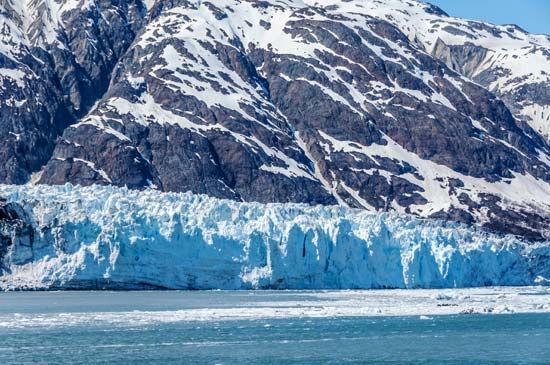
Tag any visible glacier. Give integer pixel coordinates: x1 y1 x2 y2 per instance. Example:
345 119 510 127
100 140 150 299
0 184 549 290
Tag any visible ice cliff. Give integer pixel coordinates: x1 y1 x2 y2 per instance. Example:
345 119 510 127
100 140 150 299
0 184 549 290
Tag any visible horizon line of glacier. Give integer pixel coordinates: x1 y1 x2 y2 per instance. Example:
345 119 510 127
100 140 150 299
0 183 549 290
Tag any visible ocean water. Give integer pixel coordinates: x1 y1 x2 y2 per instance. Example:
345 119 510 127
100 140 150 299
0 290 549 364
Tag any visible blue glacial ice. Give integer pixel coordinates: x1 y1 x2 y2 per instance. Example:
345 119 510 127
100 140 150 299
0 184 549 290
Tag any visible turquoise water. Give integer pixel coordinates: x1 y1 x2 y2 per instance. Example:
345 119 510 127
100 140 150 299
0 291 549 364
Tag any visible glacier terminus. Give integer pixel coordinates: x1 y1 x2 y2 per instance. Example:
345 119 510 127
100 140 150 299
1 184 549 290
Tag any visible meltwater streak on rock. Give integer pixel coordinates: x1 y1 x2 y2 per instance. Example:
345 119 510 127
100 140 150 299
0 184 549 291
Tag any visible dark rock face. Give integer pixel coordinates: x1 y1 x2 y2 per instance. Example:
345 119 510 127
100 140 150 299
0 199 33 271
1 0 550 240
0 49 72 184
0 0 146 183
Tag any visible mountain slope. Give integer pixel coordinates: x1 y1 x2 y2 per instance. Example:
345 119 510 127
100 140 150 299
362 0 550 140
1 0 550 240
0 0 146 183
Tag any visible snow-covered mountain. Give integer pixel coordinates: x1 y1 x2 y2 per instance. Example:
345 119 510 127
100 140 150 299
0 0 146 183
1 0 550 240
1 184 549 290
361 0 550 141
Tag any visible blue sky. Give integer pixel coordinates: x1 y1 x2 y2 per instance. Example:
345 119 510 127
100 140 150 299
427 0 550 35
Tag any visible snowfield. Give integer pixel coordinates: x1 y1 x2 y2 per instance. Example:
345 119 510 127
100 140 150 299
0 184 549 290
